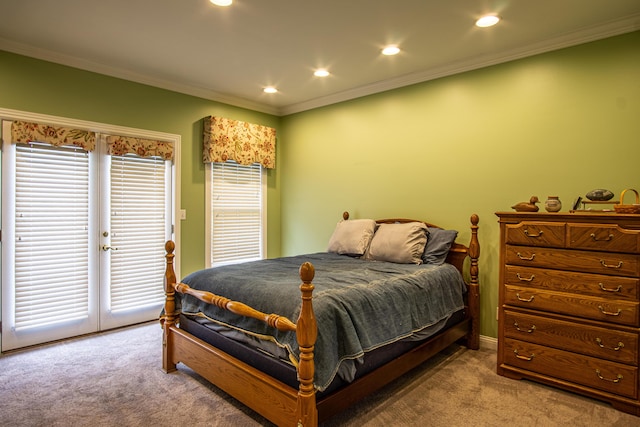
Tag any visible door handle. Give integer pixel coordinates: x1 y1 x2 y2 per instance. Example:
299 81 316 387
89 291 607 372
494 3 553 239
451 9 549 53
102 245 118 251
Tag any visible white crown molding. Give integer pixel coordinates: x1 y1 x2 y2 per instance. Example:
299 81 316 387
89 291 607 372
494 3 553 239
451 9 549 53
280 13 640 116
0 38 281 116
1 13 639 117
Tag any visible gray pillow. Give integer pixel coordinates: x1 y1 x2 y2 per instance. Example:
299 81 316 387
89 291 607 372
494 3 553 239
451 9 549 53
365 222 428 264
327 219 377 256
422 228 458 265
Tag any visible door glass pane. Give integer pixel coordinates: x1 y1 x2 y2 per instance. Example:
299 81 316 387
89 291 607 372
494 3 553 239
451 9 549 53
109 154 167 312
14 142 90 330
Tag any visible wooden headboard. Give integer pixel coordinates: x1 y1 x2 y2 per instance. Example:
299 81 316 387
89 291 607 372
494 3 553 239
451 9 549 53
342 211 480 278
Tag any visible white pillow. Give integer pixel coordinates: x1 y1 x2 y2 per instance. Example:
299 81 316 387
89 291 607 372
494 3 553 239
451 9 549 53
365 222 428 264
327 219 377 256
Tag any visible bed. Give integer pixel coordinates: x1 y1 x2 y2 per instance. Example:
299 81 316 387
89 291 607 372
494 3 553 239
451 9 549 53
161 212 480 426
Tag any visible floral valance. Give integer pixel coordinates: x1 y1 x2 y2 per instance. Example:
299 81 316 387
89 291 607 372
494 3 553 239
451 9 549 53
203 116 276 169
106 135 174 160
11 120 96 151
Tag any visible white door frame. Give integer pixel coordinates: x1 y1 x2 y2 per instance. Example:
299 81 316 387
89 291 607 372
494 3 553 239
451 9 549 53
0 108 181 351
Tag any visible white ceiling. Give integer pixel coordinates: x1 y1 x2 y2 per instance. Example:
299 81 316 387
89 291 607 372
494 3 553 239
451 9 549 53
1 1 639 116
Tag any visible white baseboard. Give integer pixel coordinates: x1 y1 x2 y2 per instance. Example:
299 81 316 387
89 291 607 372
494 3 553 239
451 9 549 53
479 335 497 351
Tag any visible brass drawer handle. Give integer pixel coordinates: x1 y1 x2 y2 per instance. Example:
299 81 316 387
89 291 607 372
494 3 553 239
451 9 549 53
516 273 535 282
516 293 535 302
595 369 623 383
524 229 544 237
516 252 536 261
598 283 622 293
595 338 624 351
598 306 622 316
590 232 614 242
600 260 623 269
514 321 536 333
513 349 534 361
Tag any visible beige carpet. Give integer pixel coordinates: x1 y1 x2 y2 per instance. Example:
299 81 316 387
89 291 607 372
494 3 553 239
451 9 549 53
1 322 639 426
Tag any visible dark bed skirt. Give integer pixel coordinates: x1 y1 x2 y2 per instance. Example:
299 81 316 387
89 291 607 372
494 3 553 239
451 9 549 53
179 309 465 397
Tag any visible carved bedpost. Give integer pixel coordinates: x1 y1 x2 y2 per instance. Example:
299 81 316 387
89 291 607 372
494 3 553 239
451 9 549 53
162 240 178 373
296 262 318 427
467 214 480 350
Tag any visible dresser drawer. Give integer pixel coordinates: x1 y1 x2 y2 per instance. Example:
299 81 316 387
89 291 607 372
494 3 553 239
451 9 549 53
503 310 639 364
505 245 640 277
504 265 640 300
569 223 640 253
503 338 638 399
504 285 640 326
505 221 565 247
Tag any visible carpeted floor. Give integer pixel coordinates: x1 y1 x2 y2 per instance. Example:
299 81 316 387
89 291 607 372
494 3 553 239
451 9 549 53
1 322 639 426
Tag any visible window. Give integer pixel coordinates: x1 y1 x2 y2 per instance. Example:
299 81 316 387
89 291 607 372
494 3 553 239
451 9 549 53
206 160 266 267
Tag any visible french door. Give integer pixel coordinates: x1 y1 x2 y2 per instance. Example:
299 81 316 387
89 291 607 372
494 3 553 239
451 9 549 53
98 142 173 330
1 118 177 351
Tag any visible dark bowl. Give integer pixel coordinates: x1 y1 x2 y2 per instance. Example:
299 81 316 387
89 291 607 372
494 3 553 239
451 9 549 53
586 189 614 201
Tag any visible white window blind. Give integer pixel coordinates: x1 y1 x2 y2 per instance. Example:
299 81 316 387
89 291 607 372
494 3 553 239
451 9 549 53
109 154 168 312
210 160 263 266
14 142 90 330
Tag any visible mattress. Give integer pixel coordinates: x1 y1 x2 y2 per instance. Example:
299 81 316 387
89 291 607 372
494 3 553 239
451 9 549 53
177 252 468 391
179 308 466 396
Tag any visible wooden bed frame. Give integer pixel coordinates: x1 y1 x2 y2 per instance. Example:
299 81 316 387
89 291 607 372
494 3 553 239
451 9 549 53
161 213 480 426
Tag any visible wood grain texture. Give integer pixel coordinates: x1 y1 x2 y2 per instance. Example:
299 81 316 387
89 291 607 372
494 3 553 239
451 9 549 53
503 338 638 399
504 265 639 299
505 245 640 277
162 213 481 426
497 212 640 417
503 309 639 364
504 284 639 326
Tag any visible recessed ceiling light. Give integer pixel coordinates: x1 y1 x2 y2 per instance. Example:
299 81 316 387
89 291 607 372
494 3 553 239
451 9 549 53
263 86 278 94
382 45 400 56
475 15 500 27
210 0 232 6
314 69 330 77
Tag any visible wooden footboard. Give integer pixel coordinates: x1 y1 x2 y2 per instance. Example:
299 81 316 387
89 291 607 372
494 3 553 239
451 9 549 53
161 214 480 426
161 240 317 426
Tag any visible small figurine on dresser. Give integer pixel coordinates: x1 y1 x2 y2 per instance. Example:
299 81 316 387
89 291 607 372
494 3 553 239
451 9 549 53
511 196 539 212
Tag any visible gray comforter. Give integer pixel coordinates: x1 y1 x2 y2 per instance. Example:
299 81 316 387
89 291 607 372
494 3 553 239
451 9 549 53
178 252 467 391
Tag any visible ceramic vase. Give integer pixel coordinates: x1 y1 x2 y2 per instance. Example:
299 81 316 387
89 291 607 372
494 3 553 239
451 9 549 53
545 196 562 212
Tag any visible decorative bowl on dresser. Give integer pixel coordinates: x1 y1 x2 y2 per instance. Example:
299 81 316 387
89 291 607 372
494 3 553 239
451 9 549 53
496 212 640 416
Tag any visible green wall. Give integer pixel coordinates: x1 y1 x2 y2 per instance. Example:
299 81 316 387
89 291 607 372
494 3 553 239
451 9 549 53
280 31 640 339
1 31 638 340
0 50 282 277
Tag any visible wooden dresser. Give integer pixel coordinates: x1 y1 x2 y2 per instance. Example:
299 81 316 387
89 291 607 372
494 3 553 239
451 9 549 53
496 212 640 416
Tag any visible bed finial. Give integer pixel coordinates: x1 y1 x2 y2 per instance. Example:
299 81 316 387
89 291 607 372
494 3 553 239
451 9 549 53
467 214 480 350
468 214 480 265
343 211 349 220
297 261 317 426
299 261 315 283
162 239 178 373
